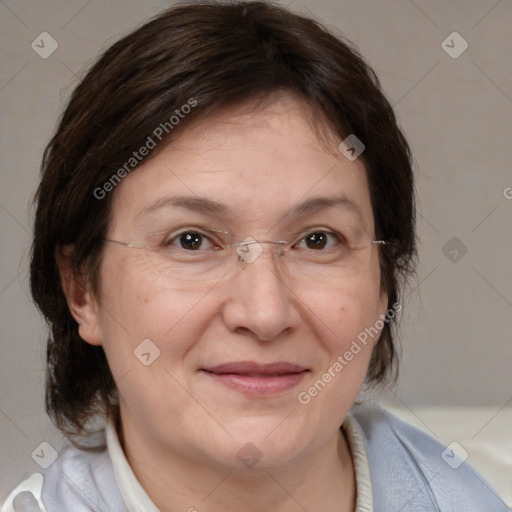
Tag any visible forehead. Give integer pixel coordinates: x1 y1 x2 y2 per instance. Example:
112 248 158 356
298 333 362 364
109 94 374 234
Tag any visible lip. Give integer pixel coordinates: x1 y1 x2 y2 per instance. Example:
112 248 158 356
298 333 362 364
200 361 309 396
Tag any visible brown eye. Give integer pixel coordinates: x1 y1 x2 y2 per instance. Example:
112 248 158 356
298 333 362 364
163 231 215 251
297 231 340 250
305 232 328 249
179 232 203 250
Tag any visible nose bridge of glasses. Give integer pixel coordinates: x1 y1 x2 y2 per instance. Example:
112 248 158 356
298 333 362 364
230 237 289 266
233 239 288 248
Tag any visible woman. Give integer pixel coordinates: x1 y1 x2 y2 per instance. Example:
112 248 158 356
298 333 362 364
2 1 507 511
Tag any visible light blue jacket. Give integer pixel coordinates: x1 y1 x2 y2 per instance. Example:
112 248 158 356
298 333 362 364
2 405 509 511
351 406 509 511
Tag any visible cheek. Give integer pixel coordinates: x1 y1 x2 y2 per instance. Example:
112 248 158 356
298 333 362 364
301 273 383 351
294 279 382 427
96 256 212 380
97 273 215 425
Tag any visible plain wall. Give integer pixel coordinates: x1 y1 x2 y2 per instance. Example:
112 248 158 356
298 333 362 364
1 0 511 499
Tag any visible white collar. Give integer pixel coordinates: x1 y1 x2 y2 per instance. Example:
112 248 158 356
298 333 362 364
105 417 160 512
343 412 374 512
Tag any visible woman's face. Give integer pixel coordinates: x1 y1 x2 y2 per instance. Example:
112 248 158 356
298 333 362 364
78 94 387 470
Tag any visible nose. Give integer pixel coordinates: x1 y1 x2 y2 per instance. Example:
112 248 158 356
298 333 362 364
220 244 298 341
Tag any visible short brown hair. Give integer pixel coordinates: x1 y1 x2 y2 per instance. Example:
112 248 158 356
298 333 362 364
30 0 416 439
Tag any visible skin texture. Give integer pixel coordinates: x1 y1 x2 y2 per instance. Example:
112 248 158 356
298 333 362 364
61 93 388 512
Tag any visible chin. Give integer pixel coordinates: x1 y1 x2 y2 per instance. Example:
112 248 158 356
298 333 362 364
217 420 310 469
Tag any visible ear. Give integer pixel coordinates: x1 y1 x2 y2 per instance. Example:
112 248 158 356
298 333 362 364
57 245 103 346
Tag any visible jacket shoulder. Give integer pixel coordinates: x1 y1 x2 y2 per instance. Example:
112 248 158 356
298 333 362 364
349 404 509 511
2 444 126 512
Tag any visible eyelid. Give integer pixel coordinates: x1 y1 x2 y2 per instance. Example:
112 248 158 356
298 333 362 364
148 226 231 237
289 227 346 245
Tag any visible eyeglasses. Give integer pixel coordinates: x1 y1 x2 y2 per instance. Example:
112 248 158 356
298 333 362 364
104 227 387 283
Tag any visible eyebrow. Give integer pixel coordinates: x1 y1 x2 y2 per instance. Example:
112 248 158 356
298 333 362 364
138 193 363 221
287 195 363 219
141 195 228 217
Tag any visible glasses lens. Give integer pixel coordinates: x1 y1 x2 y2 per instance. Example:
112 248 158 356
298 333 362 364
282 241 378 280
141 227 381 283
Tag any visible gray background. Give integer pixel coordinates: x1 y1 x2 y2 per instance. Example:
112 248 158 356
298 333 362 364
1 0 511 499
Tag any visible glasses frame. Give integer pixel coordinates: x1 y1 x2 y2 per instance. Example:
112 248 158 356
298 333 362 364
102 227 388 279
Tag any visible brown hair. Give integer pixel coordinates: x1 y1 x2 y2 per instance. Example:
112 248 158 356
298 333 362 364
30 0 416 439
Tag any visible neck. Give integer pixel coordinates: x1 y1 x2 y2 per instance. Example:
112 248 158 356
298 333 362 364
119 420 356 512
